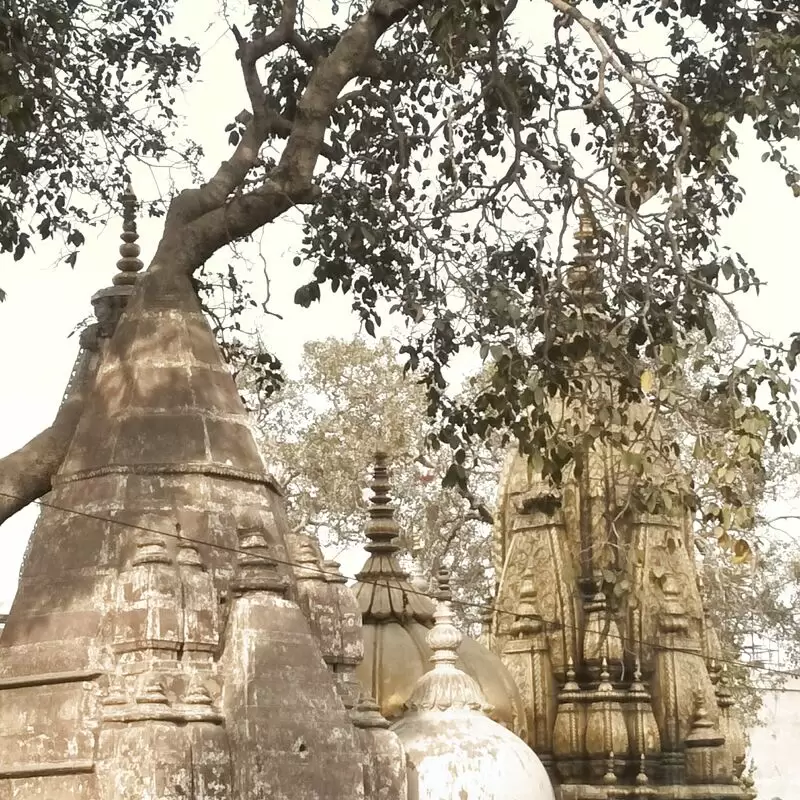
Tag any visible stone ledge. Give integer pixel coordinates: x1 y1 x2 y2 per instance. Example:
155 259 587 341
0 760 94 779
558 784 752 799
0 669 102 690
53 462 278 490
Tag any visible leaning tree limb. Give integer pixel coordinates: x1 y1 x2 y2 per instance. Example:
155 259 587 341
152 0 429 274
0 382 88 526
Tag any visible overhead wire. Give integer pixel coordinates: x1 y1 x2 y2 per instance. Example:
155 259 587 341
2 488 800 686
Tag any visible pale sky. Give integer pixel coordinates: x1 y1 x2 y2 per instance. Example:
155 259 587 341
1 5 800 796
1 3 798 611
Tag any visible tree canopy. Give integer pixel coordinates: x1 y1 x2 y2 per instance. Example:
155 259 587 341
0 0 199 273
1 0 800 549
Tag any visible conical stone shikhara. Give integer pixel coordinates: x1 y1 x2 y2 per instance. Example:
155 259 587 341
0 189 368 799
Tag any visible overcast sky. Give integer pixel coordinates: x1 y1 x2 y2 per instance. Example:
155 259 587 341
1 1 799 615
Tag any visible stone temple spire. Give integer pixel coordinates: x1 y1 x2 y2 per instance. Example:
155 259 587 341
565 198 605 311
489 193 752 797
56 182 146 412
113 180 145 285
354 450 433 624
353 451 526 729
0 186 366 797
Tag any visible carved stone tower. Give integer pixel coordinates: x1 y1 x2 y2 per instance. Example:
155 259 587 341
488 207 754 800
0 189 366 798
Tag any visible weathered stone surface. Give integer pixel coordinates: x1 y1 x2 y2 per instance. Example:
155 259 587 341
0 270 367 798
220 523 364 799
352 695 408 800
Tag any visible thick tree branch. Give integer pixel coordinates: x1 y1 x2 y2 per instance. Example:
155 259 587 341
276 0 422 185
289 31 322 65
182 0 427 262
0 362 96 526
166 1 302 227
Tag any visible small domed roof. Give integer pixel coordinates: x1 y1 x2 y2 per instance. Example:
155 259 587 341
353 452 526 732
391 600 555 800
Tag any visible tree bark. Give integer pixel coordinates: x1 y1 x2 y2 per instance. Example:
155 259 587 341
0 350 97 527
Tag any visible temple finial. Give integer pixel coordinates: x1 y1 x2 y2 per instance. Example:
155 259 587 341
89 179 144 331
635 753 649 786
574 196 599 258
567 196 604 301
435 566 452 601
113 179 144 286
402 596 491 714
428 599 462 668
364 450 400 555
602 752 617 785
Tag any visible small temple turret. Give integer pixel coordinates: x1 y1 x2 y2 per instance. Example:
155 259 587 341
391 595 555 800
90 180 145 336
502 567 558 775
353 450 526 730
219 516 364 797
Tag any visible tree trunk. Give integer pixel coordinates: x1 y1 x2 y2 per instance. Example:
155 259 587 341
0 348 98 527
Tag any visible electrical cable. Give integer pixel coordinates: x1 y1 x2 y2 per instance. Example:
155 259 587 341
2 488 800 685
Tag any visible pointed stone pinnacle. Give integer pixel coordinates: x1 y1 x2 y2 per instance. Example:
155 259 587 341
233 513 288 595
603 752 617 785
428 600 462 668
636 753 649 786
405 597 490 714
135 671 169 705
574 200 599 257
102 674 129 707
351 692 390 730
435 566 452 601
323 558 347 584
629 658 649 699
184 674 214 706
511 568 544 638
567 197 604 302
295 540 325 581
364 451 400 555
564 657 580 689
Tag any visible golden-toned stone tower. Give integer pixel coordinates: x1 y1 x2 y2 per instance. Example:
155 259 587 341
489 209 752 799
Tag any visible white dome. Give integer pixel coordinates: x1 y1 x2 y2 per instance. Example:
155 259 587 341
393 708 555 800
391 601 555 800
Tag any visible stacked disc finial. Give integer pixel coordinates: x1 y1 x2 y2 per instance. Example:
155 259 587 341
113 180 144 285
